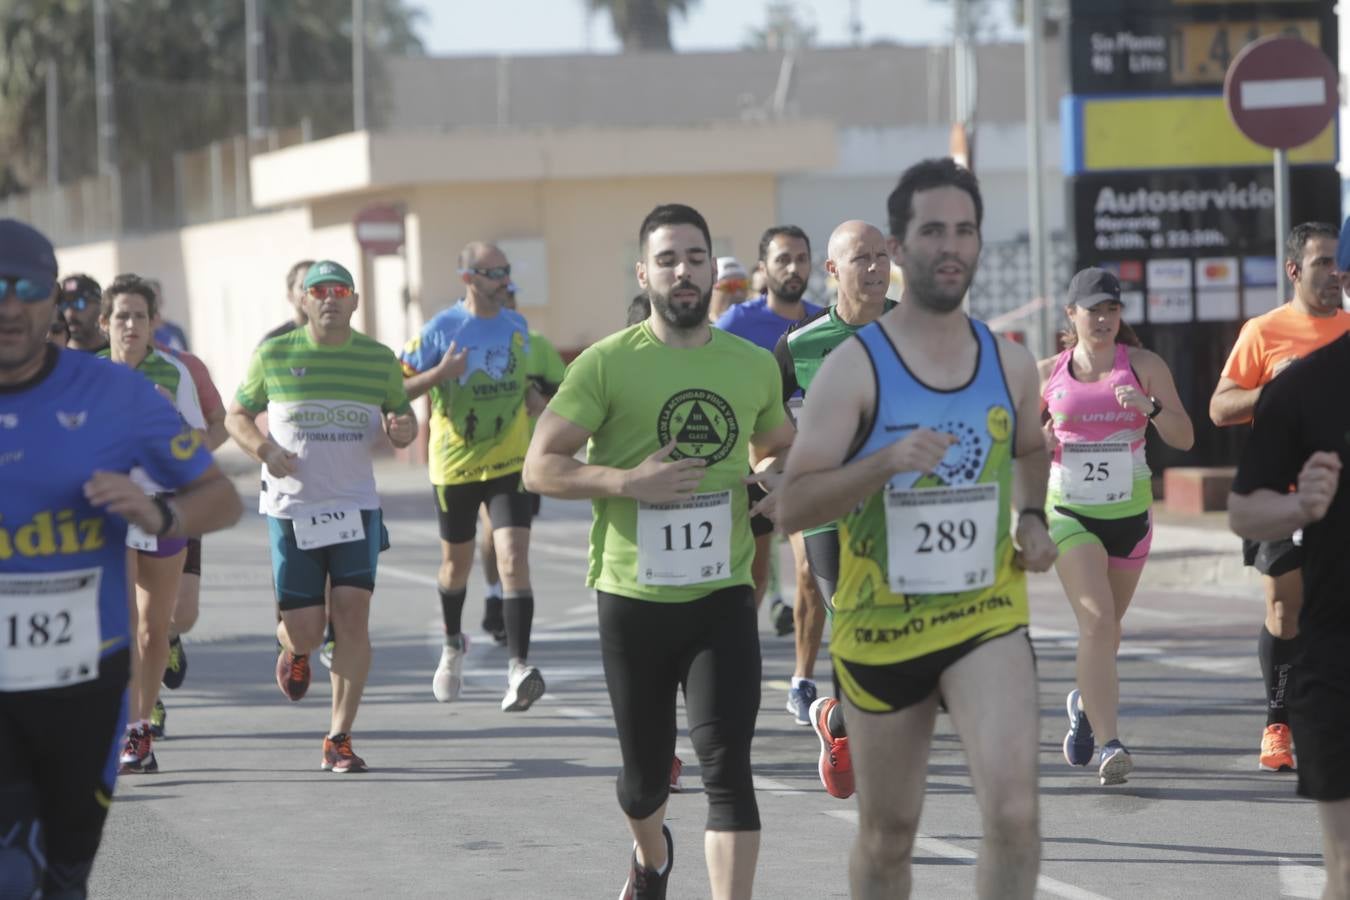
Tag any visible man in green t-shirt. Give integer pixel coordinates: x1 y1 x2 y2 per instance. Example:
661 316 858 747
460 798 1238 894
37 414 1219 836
525 204 795 900
772 220 896 802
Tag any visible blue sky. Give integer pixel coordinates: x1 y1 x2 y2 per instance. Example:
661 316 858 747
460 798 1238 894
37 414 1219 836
415 0 1020 56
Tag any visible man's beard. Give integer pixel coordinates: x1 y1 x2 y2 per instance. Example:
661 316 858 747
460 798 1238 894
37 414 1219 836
650 282 713 330
766 272 806 304
906 259 973 314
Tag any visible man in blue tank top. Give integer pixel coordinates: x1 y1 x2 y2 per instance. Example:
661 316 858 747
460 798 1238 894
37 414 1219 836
0 219 243 898
777 159 1057 899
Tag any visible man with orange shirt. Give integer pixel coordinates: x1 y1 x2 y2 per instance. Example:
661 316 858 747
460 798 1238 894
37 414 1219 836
1210 221 1350 773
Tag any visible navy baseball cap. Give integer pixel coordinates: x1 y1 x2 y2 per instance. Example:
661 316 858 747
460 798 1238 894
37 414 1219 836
1067 267 1122 307
0 218 58 288
1338 216 1350 272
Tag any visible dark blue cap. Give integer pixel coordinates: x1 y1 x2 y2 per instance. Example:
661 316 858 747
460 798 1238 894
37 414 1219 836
1068 267 1121 307
1338 216 1350 272
0 218 58 287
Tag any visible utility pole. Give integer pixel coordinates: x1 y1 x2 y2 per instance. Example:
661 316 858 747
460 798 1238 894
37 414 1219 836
245 0 268 142
1026 0 1051 357
46 59 58 187
353 0 367 131
93 0 121 228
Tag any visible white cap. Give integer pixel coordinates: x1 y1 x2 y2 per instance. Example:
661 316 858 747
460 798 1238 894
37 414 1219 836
716 256 748 284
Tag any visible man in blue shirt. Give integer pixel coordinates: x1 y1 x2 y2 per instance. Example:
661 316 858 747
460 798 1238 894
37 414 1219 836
0 219 242 898
713 224 830 725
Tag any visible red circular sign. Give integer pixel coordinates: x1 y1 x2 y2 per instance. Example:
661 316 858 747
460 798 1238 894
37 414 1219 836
353 204 405 256
1224 36 1338 151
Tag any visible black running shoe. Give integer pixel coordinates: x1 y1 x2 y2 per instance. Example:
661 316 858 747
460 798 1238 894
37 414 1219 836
162 634 187 689
619 824 673 899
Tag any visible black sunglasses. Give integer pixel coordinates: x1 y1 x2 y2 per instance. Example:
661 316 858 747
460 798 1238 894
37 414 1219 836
463 265 511 281
58 294 97 312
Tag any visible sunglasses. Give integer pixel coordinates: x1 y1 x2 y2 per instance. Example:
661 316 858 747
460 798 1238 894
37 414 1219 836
307 284 353 300
58 294 96 312
463 265 511 281
0 276 55 303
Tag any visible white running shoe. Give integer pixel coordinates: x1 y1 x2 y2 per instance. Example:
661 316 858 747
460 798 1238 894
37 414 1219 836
1098 741 1133 786
501 661 545 712
432 636 468 703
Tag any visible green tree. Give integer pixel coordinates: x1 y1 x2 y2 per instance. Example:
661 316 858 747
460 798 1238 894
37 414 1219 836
744 1 816 52
585 0 700 52
0 0 425 196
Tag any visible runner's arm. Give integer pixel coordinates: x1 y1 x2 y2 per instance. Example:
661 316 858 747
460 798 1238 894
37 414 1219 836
223 398 292 473
1133 348 1194 450
522 409 625 499
1002 337 1056 570
1209 376 1261 428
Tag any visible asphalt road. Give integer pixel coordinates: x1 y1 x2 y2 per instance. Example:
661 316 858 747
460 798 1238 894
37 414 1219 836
89 462 1324 899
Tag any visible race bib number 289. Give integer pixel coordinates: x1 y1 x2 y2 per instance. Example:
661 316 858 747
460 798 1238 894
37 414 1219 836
885 483 998 594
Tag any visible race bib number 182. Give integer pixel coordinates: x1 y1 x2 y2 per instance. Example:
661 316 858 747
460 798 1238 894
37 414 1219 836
0 568 102 691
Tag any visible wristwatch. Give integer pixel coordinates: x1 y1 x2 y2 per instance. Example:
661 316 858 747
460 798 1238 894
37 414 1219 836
1019 507 1049 528
1147 396 1162 419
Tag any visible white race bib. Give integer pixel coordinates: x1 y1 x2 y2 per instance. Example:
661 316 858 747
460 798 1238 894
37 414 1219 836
885 483 998 594
1060 441 1132 505
637 490 733 586
292 509 366 550
126 523 157 553
0 568 102 691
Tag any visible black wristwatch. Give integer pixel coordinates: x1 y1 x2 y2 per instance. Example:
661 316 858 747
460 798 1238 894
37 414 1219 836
1147 396 1163 420
1019 507 1049 528
152 495 178 537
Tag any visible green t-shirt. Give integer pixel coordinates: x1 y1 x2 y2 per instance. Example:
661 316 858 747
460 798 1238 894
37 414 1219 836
548 322 787 603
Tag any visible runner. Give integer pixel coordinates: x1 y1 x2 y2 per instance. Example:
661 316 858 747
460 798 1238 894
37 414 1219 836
777 158 1057 898
1209 221 1350 773
57 273 106 354
152 318 233 738
1041 266 1193 785
714 226 824 644
708 256 749 322
261 259 315 343
0 218 240 897
525 203 795 900
401 242 546 711
1227 336 1350 900
475 282 564 643
97 274 208 774
774 219 895 799
224 260 417 773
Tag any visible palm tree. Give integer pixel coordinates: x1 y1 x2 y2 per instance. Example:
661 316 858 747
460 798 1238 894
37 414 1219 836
585 0 700 52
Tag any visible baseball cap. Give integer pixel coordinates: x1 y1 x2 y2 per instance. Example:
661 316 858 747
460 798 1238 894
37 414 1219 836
1067 267 1121 307
302 260 355 290
716 256 748 285
0 218 58 287
60 273 102 303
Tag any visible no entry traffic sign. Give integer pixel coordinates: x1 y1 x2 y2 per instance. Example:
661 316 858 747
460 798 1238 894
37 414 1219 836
1224 36 1338 151
354 203 406 256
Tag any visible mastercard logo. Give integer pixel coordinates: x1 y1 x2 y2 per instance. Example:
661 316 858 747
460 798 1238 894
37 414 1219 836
1203 262 1232 279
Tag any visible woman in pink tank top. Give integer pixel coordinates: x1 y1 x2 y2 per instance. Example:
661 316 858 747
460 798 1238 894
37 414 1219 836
1038 268 1195 787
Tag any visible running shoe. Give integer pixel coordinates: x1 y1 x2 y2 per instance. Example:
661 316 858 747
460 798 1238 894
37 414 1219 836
162 633 187 689
501 661 545 712
770 597 794 637
1062 688 1095 767
149 698 167 739
669 756 684 793
317 622 337 671
810 696 854 799
786 679 818 726
118 726 158 774
432 635 468 703
1098 740 1133 786
321 733 368 773
482 595 507 645
1259 723 1296 772
275 649 310 702
619 823 673 900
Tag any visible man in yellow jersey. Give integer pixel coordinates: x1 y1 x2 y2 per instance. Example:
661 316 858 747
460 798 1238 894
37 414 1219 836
778 158 1057 899
1209 221 1350 773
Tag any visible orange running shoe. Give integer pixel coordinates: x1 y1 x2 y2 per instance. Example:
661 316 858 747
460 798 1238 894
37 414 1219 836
1259 723 1296 772
321 733 368 773
275 650 310 702
810 696 854 799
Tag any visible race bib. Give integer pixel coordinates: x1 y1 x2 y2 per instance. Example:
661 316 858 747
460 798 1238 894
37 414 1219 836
293 509 365 550
1060 441 1132 505
0 568 102 691
637 490 732 586
126 523 157 552
885 483 998 594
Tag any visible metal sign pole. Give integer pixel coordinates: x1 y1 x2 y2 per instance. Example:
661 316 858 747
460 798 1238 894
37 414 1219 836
1273 147 1290 306
1025 0 1050 357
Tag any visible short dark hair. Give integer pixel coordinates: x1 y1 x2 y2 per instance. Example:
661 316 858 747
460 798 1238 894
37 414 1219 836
626 293 651 327
638 204 712 257
886 157 984 241
102 273 159 320
758 225 811 263
287 259 315 293
1285 221 1339 271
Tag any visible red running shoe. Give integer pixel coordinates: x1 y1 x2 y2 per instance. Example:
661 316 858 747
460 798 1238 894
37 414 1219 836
810 697 854 799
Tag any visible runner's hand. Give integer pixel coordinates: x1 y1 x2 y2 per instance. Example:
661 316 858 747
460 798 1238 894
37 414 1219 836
385 411 417 448
1042 419 1059 455
260 443 299 479
624 440 705 503
83 471 162 532
745 471 782 522
1012 514 1057 572
1296 451 1341 523
1113 384 1152 415
435 341 469 383
886 428 956 475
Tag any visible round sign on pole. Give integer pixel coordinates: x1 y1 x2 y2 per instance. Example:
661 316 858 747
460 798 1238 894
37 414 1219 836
1223 36 1338 151
354 203 405 256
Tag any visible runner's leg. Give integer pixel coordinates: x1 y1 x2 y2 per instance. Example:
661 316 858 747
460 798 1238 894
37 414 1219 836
1056 541 1123 743
328 586 373 736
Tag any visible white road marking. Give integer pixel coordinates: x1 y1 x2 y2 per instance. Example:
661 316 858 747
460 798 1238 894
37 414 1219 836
380 563 440 588
1278 856 1326 898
